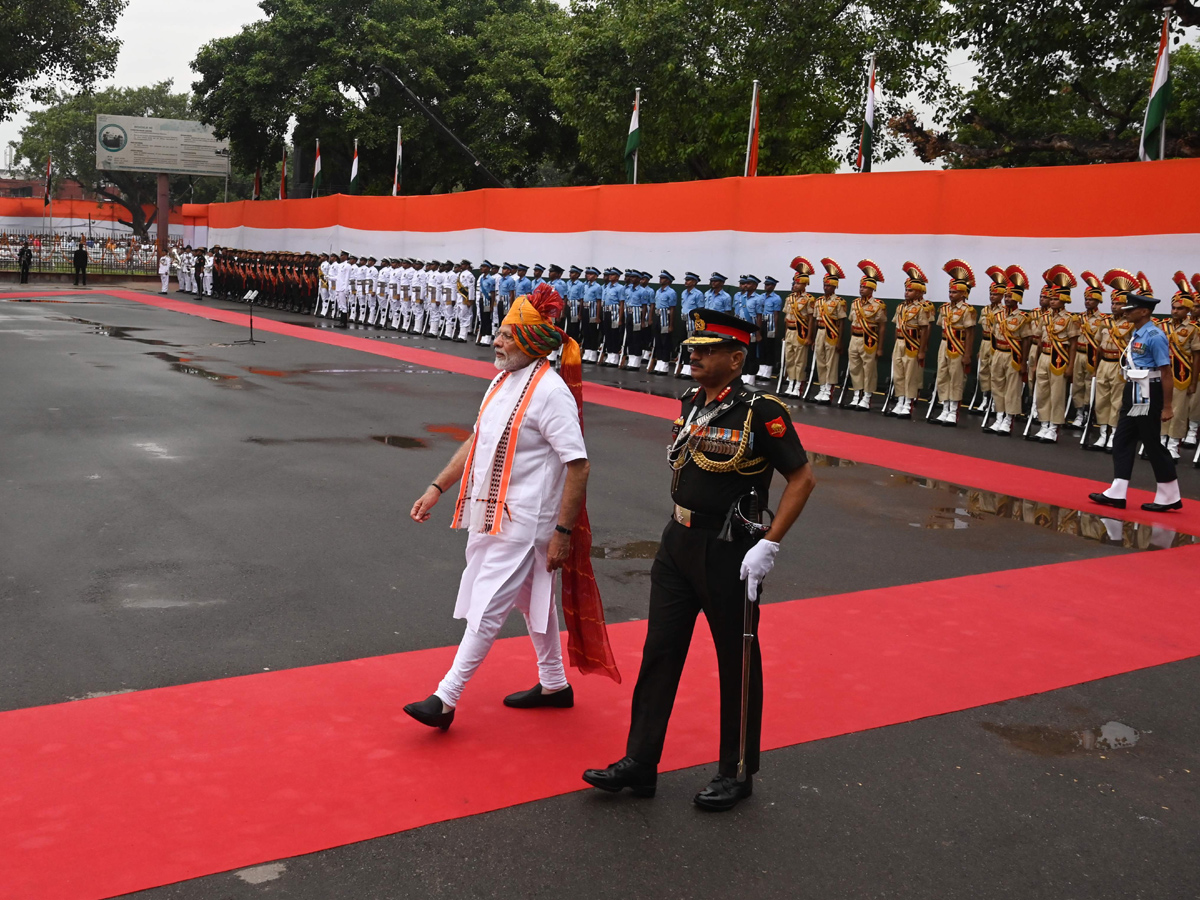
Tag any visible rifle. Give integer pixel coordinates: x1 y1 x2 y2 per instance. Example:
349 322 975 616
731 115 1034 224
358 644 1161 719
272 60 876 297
836 361 852 407
1079 374 1097 447
802 347 818 400
925 383 940 421
882 374 895 415
775 338 787 394
980 393 994 431
1023 380 1040 438
966 355 981 412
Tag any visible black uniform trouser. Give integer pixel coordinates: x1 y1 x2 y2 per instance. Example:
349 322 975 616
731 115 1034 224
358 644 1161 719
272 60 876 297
19 265 30 284
653 321 674 362
581 318 600 353
603 309 624 353
625 315 649 356
1113 380 1176 483
627 519 763 776
74 264 87 285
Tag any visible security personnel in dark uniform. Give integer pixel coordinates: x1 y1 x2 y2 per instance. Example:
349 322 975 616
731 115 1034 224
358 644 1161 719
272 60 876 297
72 241 89 286
18 241 33 283
583 310 816 811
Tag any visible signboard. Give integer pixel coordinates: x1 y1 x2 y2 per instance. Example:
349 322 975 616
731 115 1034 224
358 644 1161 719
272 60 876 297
96 115 230 177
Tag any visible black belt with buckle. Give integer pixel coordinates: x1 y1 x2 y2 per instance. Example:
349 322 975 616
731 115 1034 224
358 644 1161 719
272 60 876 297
672 504 726 530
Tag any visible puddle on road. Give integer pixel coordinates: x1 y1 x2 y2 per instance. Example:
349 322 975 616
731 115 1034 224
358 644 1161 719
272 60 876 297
244 435 428 449
982 721 1141 756
372 435 427 449
54 315 179 346
426 424 473 442
145 351 246 387
591 540 660 560
804 453 1196 553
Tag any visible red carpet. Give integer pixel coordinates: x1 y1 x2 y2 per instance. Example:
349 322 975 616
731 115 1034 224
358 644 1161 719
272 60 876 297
97 289 1200 536
3 546 1200 900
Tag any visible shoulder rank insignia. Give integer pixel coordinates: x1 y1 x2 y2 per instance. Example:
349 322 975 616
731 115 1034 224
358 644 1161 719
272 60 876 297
765 416 787 438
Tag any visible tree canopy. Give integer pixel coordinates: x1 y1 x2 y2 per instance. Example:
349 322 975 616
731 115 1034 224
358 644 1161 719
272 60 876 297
891 0 1200 165
0 0 127 123
9 83 246 237
190 0 574 195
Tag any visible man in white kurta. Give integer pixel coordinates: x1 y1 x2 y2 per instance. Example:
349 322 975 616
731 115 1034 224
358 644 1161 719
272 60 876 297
406 318 591 729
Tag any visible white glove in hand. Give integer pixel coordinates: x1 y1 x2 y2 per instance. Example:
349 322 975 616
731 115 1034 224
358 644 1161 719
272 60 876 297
740 539 779 602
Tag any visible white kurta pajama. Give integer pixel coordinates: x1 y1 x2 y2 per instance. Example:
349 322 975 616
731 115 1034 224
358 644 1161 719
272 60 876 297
435 359 588 708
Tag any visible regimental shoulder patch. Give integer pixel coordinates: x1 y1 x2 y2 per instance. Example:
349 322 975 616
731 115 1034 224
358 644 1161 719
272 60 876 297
765 416 788 438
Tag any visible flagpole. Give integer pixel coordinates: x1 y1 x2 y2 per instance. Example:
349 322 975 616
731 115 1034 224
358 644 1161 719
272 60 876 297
633 87 641 185
1160 8 1169 160
744 80 760 177
393 126 402 196
311 138 320 198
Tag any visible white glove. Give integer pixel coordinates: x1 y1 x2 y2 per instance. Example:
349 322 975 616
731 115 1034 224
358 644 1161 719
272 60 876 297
739 539 779 602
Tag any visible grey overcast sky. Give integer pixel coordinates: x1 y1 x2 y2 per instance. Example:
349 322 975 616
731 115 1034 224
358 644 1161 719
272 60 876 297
0 0 1000 176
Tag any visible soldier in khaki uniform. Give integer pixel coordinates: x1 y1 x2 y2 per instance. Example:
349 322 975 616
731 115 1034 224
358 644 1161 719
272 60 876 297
1164 272 1200 459
1187 273 1200 448
811 258 847 404
934 259 979 426
886 262 931 419
1026 281 1053 378
847 260 888 410
1091 270 1139 451
1030 265 1081 443
986 266 1036 435
1070 272 1106 430
976 267 1006 411
782 257 816 397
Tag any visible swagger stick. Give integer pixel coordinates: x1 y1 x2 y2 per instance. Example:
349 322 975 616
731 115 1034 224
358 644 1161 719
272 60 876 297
736 577 755 783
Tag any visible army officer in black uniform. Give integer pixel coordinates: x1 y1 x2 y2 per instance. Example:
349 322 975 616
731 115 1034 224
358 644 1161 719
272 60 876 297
583 310 816 811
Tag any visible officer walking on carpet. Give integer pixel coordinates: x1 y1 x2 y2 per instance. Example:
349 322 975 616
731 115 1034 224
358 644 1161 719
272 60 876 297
1089 292 1185 513
583 309 816 811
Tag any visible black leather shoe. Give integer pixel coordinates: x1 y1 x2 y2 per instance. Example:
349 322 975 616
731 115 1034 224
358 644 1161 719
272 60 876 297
1088 492 1126 510
503 683 574 709
582 757 657 797
693 773 753 812
403 694 454 731
1141 500 1183 512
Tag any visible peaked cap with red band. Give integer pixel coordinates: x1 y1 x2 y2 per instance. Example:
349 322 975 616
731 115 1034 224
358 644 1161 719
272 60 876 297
683 309 760 347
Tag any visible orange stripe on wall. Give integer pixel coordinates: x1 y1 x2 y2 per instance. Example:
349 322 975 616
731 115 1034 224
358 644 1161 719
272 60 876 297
206 159 1200 238
0 198 188 225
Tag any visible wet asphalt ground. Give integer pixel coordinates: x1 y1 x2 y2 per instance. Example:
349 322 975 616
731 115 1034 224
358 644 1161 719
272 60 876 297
1 285 1197 899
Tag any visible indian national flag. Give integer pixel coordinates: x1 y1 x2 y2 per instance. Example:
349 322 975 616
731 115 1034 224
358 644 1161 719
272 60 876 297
1139 13 1172 162
856 55 876 173
350 140 360 194
624 91 640 183
311 139 322 197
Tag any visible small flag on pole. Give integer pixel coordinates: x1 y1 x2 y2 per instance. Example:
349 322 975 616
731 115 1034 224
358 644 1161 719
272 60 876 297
311 139 322 197
43 155 52 207
279 147 287 200
1139 12 1172 162
253 166 262 200
392 126 402 196
350 139 360 194
856 55 876 173
625 89 641 184
744 81 761 177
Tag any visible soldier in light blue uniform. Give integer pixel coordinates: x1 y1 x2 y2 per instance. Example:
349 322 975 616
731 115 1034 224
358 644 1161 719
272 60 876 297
651 270 679 373
601 267 627 365
704 272 733 312
622 269 651 369
582 266 604 362
514 264 534 297
736 275 764 381
497 262 516 325
476 260 496 344
563 264 585 346
532 264 548 287
680 272 704 334
759 276 784 381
